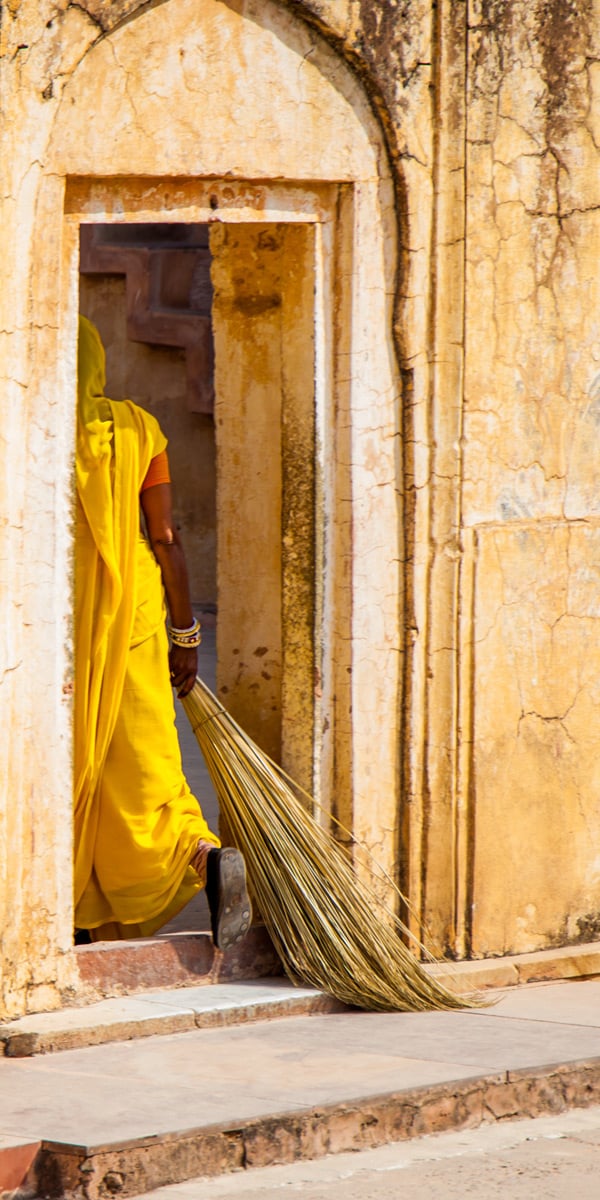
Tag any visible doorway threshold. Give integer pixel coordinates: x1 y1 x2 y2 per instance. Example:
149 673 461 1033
75 926 280 1002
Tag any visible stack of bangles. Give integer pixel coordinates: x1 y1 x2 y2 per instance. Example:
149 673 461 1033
168 618 202 648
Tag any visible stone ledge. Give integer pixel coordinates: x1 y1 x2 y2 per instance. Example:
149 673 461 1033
426 941 600 993
31 1058 600 1200
76 931 600 1005
74 926 280 1001
6 938 599 1059
0 980 343 1059
6 939 599 1059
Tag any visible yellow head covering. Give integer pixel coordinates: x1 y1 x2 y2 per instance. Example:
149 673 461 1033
77 315 113 470
78 313 106 404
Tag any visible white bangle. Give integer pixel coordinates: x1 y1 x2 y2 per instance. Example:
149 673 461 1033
169 620 199 635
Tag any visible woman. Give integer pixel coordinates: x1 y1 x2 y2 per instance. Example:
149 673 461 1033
74 315 251 948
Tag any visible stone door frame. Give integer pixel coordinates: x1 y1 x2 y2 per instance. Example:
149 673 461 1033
61 167 403 891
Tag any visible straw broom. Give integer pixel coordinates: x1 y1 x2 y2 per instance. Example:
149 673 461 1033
183 677 476 1012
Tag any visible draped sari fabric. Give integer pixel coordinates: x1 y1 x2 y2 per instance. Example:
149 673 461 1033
74 316 218 939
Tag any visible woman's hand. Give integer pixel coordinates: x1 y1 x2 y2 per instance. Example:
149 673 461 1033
169 644 198 698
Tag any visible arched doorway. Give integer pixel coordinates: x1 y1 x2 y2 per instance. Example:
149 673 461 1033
19 0 404 996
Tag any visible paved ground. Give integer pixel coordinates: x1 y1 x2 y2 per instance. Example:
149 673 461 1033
1 979 600 1148
134 1105 600 1199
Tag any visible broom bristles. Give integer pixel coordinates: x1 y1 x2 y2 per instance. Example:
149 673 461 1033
183 678 478 1012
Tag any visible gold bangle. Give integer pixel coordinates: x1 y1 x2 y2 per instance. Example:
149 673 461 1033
168 618 201 648
169 632 202 647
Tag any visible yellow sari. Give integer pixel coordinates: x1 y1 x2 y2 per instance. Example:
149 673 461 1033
74 316 218 939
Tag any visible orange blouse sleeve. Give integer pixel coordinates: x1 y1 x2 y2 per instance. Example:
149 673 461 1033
140 449 171 492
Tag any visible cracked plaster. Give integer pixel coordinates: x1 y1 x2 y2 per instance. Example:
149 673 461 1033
1 0 600 1015
470 523 600 954
459 0 600 959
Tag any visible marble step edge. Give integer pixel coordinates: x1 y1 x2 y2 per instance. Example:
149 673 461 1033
425 939 600 992
19 1057 600 1200
0 981 344 1059
3 940 599 1061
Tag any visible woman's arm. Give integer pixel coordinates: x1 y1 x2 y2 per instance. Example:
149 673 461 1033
140 482 198 698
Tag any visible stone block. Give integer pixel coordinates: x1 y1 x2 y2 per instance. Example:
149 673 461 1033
0 997 195 1058
0 1140 41 1193
515 944 600 984
75 927 280 1002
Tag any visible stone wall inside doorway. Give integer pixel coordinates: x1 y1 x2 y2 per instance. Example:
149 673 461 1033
211 222 317 788
79 238 217 609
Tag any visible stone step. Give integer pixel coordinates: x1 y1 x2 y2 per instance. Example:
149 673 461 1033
0 979 342 1059
75 926 280 1003
33 1063 600 1200
6 938 600 1062
1 980 600 1199
427 939 600 993
0 1136 40 1195
76 925 600 1007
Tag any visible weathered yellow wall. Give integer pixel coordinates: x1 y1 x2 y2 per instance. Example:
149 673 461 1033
1 0 600 1017
211 222 316 786
211 224 287 764
461 2 600 955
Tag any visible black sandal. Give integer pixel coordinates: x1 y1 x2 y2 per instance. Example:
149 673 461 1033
205 847 252 951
